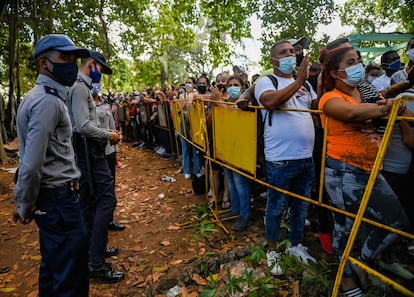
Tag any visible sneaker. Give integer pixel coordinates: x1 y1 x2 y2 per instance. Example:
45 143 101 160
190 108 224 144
379 261 414 280
184 174 192 179
160 153 173 160
408 241 414 256
156 147 166 155
231 217 248 231
219 211 238 220
266 251 283 275
319 233 333 254
287 243 316 265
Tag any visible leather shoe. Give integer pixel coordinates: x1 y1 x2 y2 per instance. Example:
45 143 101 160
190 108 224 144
105 246 119 257
89 264 124 283
108 221 125 231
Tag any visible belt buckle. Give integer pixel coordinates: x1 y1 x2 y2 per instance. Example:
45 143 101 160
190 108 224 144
68 180 80 194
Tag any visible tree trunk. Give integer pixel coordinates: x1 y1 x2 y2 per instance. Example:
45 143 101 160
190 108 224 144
98 0 111 90
6 0 17 140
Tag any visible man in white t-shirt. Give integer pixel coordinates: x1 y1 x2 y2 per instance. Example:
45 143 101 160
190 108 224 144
254 40 316 275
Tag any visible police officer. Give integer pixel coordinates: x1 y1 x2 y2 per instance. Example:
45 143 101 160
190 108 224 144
67 50 124 283
13 34 90 297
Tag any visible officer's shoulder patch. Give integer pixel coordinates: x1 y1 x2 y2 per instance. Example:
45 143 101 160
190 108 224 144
44 86 62 99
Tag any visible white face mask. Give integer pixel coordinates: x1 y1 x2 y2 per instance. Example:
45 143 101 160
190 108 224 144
406 48 414 63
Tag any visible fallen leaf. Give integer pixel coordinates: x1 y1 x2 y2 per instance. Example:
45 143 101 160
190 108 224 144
167 225 180 230
191 273 207 286
0 288 16 292
170 259 183 265
160 240 170 246
30 255 42 261
152 265 168 273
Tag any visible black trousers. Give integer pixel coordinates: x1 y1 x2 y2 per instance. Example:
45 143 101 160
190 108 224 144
78 152 116 267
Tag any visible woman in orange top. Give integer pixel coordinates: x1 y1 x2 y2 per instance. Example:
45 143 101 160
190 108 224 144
318 46 409 297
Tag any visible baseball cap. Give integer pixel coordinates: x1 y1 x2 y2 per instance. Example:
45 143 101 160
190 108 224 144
89 50 113 74
288 36 310 49
33 34 89 58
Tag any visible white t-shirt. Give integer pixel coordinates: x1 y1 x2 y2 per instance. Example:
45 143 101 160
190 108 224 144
372 74 391 92
254 74 316 162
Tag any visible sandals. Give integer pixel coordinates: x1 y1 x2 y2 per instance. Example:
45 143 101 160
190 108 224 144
341 287 362 297
222 197 231 209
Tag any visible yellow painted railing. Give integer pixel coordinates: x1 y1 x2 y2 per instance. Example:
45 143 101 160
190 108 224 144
170 94 414 297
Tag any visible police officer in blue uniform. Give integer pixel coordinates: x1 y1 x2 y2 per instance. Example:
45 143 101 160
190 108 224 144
67 50 124 283
13 34 90 297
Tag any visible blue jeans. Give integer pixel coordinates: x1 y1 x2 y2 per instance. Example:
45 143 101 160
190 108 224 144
35 186 89 297
324 156 409 276
179 136 201 175
265 158 314 245
223 168 251 219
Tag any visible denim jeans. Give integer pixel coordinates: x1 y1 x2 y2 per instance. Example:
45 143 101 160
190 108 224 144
324 156 409 276
223 168 251 219
265 158 314 246
179 136 201 175
35 186 89 297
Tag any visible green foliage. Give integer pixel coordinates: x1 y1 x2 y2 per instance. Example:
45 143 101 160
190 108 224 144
259 0 335 65
245 242 267 267
341 0 414 35
191 221 219 244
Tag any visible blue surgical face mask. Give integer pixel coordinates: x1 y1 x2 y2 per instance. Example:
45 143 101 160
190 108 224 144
274 56 297 74
90 61 102 83
406 48 414 63
227 86 241 99
185 83 192 89
385 59 401 71
339 63 365 87
91 83 102 96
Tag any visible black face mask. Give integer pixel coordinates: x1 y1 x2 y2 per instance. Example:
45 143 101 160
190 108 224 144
197 85 207 94
296 53 304 66
47 59 78 86
308 75 318 91
217 84 226 92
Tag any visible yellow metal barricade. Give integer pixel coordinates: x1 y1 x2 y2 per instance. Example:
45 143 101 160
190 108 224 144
170 96 414 297
212 106 257 176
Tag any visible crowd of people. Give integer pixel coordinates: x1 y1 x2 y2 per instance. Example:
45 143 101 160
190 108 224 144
11 32 414 297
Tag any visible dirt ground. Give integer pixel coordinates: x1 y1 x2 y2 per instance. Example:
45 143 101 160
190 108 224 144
0 142 413 297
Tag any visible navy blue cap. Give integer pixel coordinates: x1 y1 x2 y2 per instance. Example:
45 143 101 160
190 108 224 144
34 34 90 58
89 50 113 74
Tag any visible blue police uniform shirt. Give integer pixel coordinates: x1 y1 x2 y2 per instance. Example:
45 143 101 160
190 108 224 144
14 74 80 217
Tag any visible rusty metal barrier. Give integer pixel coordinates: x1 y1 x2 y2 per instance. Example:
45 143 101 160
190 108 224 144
171 94 414 296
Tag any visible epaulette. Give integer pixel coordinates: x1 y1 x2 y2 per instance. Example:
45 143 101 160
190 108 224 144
44 85 62 99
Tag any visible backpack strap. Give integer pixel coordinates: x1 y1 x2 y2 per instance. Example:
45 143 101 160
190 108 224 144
266 75 279 127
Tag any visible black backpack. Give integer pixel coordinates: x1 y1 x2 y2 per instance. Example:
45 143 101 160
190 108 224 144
251 75 311 180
